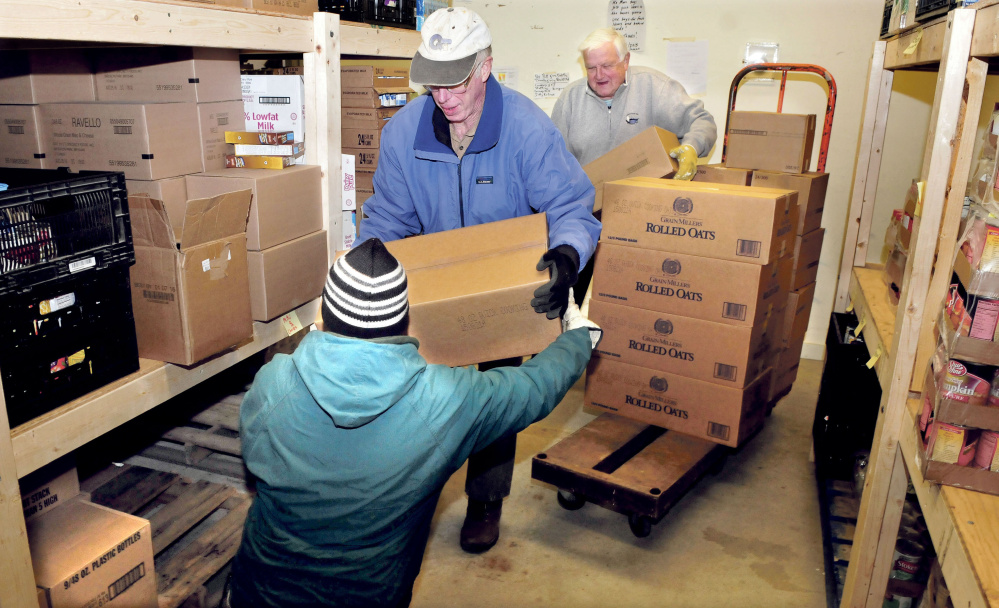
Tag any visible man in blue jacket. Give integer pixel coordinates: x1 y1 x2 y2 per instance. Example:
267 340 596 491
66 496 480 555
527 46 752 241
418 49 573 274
227 238 602 607
357 7 601 554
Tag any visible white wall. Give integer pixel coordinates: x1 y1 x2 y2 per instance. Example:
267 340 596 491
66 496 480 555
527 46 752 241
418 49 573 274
455 0 887 359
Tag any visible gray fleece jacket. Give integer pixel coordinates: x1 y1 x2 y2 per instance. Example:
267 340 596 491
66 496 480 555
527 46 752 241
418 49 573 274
552 66 717 166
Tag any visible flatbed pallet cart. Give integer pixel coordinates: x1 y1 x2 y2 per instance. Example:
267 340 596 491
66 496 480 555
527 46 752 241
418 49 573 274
531 64 837 538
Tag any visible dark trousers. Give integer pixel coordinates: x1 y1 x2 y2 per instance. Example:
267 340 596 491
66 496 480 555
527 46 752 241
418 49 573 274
465 357 521 502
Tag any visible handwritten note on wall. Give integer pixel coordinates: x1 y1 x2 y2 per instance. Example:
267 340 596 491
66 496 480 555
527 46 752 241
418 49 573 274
608 0 646 53
534 72 570 99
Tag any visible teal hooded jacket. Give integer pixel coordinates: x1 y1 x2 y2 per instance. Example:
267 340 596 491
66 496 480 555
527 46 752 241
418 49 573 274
229 327 593 607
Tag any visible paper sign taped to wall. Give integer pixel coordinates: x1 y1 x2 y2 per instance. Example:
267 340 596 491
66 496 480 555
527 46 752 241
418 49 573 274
494 67 520 90
608 0 646 53
665 40 709 96
534 72 570 99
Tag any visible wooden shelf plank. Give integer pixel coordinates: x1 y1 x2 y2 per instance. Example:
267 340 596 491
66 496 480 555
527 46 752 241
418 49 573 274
972 3 999 58
848 266 895 386
341 22 422 57
0 0 314 52
10 297 321 478
900 398 999 608
885 18 948 69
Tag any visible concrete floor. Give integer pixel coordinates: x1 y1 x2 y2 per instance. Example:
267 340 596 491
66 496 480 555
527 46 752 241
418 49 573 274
410 359 827 608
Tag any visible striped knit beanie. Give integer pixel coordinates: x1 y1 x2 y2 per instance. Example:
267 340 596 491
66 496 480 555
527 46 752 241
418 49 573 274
322 238 409 339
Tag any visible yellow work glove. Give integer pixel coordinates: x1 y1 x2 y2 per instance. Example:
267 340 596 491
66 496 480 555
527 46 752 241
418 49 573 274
669 144 698 181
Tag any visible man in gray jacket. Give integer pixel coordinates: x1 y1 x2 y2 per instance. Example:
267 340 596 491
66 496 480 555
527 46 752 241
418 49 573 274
552 28 717 179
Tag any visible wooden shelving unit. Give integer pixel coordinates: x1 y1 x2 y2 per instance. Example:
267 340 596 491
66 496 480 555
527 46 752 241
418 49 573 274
0 4 420 606
835 6 999 608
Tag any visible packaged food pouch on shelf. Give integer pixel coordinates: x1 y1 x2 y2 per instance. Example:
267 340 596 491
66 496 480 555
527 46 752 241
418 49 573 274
926 421 978 465
973 430 999 471
967 106 999 207
955 205 999 300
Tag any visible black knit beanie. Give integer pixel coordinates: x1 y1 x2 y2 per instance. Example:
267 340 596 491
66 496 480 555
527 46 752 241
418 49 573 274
321 238 410 339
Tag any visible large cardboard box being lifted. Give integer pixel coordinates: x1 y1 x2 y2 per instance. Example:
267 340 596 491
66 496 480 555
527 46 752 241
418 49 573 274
28 500 156 608
725 111 816 175
582 126 679 212
585 357 771 447
383 213 560 366
600 177 798 265
129 190 253 365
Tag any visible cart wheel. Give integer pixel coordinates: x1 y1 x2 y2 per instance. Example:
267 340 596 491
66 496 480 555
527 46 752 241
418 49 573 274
556 489 586 511
628 514 653 538
708 454 729 476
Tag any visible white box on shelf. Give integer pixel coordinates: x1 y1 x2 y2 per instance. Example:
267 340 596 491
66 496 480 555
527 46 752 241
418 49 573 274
241 74 305 164
342 153 356 211
342 210 357 250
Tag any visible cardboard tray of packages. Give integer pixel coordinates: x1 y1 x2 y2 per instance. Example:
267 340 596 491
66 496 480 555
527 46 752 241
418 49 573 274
912 412 999 496
582 126 679 212
924 357 999 433
128 190 253 366
381 213 560 367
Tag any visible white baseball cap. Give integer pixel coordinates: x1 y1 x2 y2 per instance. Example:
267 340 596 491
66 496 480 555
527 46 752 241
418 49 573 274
410 7 492 87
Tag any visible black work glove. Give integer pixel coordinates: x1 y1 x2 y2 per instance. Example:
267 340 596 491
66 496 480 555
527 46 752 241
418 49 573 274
532 245 580 320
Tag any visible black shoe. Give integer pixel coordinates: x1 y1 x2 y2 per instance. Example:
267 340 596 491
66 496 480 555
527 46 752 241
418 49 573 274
460 499 502 554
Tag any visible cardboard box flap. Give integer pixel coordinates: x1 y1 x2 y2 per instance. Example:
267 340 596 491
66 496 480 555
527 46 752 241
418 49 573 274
129 195 178 249
179 189 252 249
383 213 549 272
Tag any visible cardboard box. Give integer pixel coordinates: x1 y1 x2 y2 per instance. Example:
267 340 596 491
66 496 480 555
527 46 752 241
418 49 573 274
725 111 816 174
589 299 774 388
584 357 771 447
185 164 323 250
924 362 999 432
693 163 752 186
129 191 253 365
582 126 679 212
344 147 379 169
94 47 241 104
126 177 189 238
247 230 328 321
591 242 791 327
782 282 816 351
341 106 402 129
356 170 374 192
0 50 95 104
769 357 796 402
241 74 306 148
342 126 381 149
40 102 202 180
247 0 319 15
913 419 999 496
341 65 410 89
792 228 825 290
601 177 798 265
752 171 828 235
382 214 561 366
19 457 79 524
0 104 51 169
28 500 157 608
175 0 248 6
341 86 413 109
198 100 245 172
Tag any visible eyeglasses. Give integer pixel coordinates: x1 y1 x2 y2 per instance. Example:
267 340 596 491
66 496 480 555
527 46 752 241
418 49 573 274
426 63 481 96
585 59 626 74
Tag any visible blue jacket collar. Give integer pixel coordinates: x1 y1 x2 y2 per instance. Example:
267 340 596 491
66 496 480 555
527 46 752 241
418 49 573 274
415 75 504 156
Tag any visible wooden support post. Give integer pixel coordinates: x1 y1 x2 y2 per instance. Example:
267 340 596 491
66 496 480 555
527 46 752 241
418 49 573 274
310 11 343 261
835 41 893 313
911 58 988 392
839 10 976 608
0 378 37 608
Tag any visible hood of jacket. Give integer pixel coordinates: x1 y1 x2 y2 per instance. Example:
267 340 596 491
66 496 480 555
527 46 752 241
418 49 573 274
290 330 425 429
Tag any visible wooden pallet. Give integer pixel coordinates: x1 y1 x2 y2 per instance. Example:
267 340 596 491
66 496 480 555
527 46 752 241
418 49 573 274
83 464 250 608
141 394 247 480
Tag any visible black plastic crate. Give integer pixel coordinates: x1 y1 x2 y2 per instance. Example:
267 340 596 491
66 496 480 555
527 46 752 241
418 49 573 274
1 265 139 428
0 168 133 297
812 312 882 480
319 0 416 28
916 0 957 20
882 0 893 37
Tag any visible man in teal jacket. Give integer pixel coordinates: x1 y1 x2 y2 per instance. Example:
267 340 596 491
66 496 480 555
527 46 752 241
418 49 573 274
357 7 601 554
226 238 601 608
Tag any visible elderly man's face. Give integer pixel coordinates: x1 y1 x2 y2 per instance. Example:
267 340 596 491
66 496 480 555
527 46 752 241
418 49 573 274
428 56 493 125
584 43 629 100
